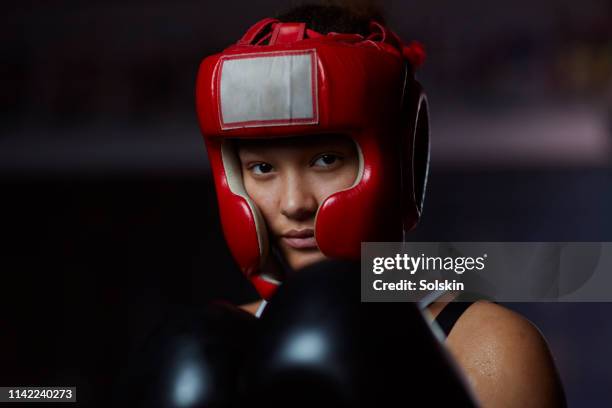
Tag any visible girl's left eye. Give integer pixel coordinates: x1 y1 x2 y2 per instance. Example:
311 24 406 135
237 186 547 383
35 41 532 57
312 154 340 167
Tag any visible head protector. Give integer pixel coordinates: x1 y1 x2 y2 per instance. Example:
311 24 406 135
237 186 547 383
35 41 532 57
196 18 430 299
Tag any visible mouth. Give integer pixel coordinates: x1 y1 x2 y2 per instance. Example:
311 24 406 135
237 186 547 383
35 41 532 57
281 228 318 250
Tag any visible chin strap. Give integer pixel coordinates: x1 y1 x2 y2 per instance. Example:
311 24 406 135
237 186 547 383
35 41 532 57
254 300 268 318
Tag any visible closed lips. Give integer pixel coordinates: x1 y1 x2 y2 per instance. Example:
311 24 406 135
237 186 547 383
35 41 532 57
282 229 317 249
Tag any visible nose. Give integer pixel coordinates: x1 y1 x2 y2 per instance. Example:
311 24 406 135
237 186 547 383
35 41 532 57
280 172 318 221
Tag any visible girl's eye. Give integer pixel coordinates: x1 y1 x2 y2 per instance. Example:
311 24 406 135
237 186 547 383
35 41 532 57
313 154 340 167
250 162 274 175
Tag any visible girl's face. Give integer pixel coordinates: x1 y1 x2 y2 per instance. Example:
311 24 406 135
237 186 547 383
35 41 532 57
237 135 359 271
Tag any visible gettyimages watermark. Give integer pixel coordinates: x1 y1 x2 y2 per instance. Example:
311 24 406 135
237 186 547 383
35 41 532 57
361 242 612 302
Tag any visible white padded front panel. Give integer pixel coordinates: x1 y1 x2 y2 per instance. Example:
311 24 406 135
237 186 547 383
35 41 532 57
219 50 318 128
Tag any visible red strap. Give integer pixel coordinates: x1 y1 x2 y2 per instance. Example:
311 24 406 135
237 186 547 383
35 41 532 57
326 32 364 43
402 41 426 69
236 17 426 69
237 18 278 45
306 29 324 39
367 21 387 42
368 20 426 69
269 22 306 45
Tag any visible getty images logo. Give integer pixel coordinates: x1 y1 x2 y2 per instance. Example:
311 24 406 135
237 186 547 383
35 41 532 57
372 253 488 275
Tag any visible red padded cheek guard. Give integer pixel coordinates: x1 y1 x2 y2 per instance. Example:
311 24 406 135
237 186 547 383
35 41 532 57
204 138 262 277
204 136 280 300
316 127 403 259
195 20 427 299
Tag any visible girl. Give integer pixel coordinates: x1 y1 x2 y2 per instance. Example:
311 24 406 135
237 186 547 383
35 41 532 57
197 4 566 407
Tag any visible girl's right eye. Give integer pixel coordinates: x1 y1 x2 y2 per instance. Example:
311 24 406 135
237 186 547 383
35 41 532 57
250 162 274 175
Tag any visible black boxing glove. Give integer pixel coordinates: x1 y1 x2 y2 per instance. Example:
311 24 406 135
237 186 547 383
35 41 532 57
239 260 477 407
113 302 257 408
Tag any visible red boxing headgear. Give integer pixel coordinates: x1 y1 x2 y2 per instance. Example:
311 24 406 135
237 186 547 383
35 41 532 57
196 18 430 299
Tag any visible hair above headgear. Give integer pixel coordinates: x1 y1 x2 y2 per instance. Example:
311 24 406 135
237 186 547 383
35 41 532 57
276 2 385 36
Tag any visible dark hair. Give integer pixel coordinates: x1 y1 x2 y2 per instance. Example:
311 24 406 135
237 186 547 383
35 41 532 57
276 2 385 36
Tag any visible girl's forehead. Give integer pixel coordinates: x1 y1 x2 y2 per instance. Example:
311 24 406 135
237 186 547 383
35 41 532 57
234 134 355 152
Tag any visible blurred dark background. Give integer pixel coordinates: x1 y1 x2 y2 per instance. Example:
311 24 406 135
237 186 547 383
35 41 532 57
1 0 611 406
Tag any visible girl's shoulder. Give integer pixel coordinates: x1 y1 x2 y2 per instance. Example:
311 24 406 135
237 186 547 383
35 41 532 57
442 301 566 407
